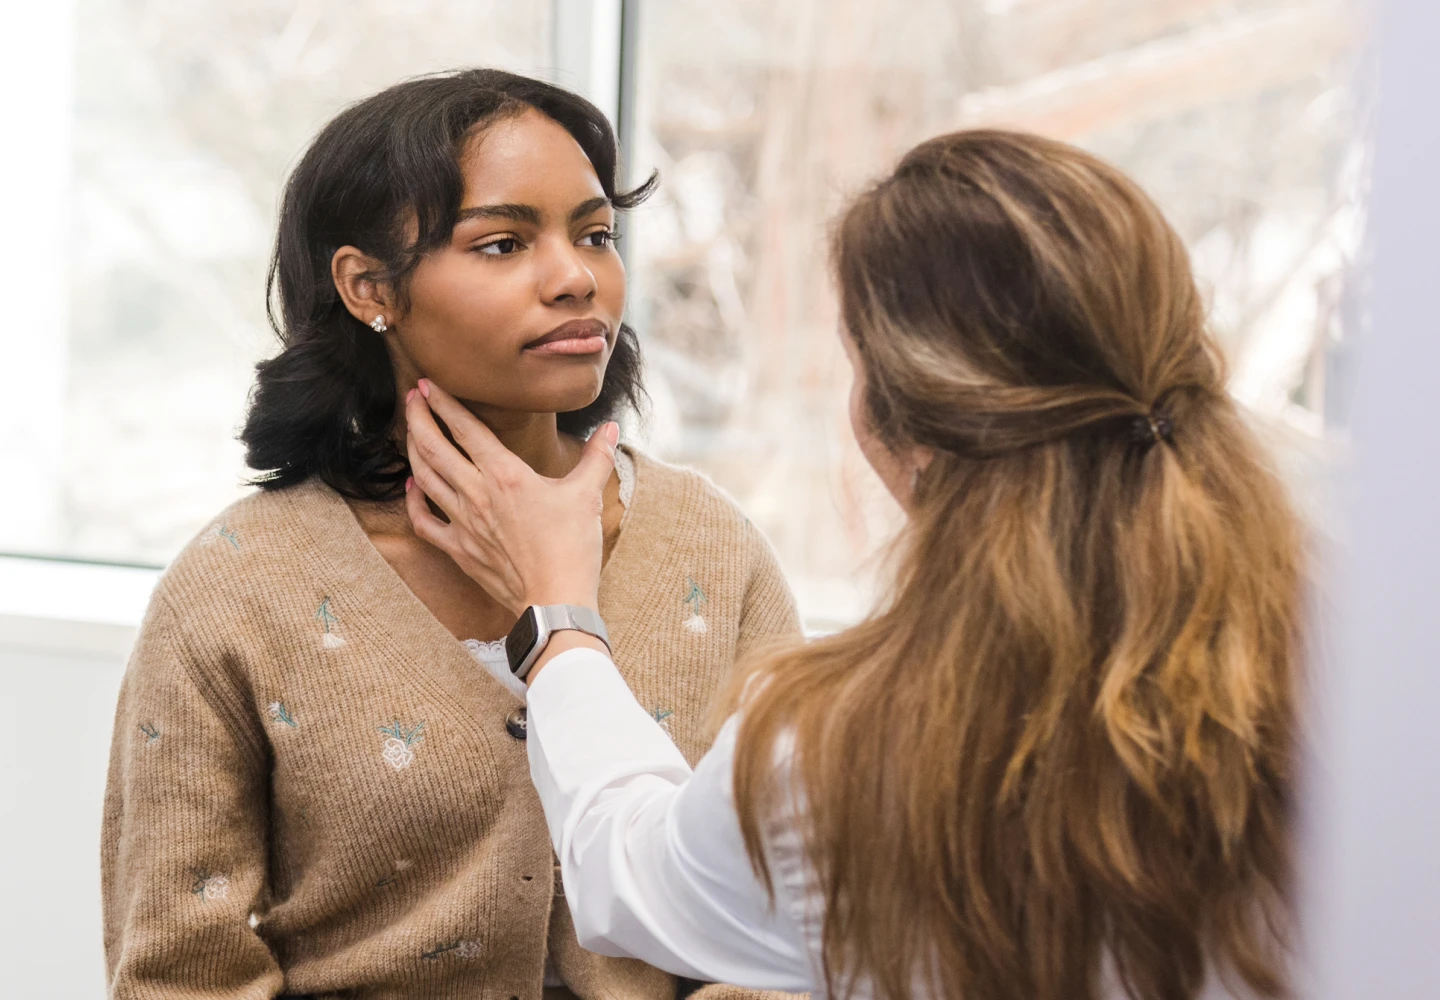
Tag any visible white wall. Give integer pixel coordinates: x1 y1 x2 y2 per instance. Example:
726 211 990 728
0 558 154 997
0 646 127 997
1303 0 1440 996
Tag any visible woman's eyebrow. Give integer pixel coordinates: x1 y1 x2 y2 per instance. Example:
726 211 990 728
568 196 612 223
457 203 542 226
454 198 610 227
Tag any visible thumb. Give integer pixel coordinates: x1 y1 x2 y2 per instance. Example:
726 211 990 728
571 422 619 494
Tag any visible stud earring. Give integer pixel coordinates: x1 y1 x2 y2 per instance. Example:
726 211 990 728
370 316 388 333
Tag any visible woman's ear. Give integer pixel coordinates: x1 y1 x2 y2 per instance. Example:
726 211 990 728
913 445 937 475
332 246 395 330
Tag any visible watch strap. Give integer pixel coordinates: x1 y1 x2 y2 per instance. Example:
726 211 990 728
536 604 610 650
509 604 610 681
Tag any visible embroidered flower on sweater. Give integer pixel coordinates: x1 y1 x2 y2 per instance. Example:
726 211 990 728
201 523 241 550
191 871 230 902
316 598 345 648
139 722 161 744
682 578 709 634
651 707 675 734
422 938 482 960
376 858 414 887
268 702 298 728
377 721 426 770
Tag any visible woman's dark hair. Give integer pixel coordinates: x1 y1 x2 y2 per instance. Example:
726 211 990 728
241 68 656 499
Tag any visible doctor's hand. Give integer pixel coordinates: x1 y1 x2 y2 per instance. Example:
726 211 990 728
402 378 617 617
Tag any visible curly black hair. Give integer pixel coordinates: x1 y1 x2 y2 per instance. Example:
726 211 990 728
241 68 656 500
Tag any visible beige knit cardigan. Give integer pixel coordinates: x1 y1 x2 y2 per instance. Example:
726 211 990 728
101 448 803 1000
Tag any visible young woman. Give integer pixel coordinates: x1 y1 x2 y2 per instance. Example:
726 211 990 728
101 70 799 1000
404 130 1305 1000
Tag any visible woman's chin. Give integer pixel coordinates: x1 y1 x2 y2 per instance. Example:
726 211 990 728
554 390 605 418
512 381 606 419
435 370 604 417
548 369 608 411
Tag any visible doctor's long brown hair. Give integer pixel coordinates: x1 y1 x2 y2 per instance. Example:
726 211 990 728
730 131 1302 1000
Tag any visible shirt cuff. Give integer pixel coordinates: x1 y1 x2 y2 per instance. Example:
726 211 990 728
525 645 617 702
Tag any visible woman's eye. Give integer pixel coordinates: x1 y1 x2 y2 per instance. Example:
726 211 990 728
476 237 521 256
580 229 618 249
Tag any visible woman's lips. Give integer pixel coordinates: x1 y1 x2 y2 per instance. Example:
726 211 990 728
525 334 608 356
523 319 610 356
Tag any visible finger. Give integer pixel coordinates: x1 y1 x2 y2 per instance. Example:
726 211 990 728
405 387 480 501
405 475 456 551
571 422 619 496
418 379 526 481
405 427 460 519
409 469 516 606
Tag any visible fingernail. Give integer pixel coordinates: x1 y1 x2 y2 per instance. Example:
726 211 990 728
404 476 414 492
418 379 430 399
605 422 620 448
406 388 415 404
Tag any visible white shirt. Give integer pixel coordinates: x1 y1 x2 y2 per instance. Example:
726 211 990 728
525 648 1266 1000
526 647 824 993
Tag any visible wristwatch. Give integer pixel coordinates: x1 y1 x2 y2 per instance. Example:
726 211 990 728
506 604 611 681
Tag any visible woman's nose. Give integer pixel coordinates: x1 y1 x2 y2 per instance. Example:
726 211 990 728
540 242 598 304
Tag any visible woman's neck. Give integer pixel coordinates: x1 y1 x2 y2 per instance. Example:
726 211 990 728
457 403 579 479
387 350 579 479
360 392 578 540
386 379 578 480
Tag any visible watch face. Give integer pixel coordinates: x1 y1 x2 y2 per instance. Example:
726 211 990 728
506 606 540 674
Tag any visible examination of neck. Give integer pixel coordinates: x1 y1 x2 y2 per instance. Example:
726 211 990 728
457 403 579 480
386 354 579 480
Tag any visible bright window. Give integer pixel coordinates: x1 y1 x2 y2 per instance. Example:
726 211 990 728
628 0 1363 626
1 0 1364 632
2 0 553 567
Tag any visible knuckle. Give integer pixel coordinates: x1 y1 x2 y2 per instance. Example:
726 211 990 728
493 469 520 491
455 427 483 455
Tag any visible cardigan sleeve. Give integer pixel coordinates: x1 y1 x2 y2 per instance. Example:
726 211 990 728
736 522 803 660
101 590 284 1000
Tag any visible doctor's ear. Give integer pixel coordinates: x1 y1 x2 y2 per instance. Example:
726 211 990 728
332 246 396 332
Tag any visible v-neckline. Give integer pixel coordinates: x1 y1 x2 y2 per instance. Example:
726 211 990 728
299 444 648 652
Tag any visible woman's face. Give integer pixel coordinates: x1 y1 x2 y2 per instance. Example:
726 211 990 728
842 328 929 511
386 109 626 414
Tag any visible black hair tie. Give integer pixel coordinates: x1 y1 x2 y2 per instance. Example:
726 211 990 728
1129 411 1174 447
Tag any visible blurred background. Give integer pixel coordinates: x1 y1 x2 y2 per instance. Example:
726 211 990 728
0 0 1370 995
3 0 1364 621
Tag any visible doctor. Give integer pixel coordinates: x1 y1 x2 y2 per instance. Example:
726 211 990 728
401 129 1303 1000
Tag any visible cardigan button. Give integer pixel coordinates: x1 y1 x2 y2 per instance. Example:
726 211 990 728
505 706 528 740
